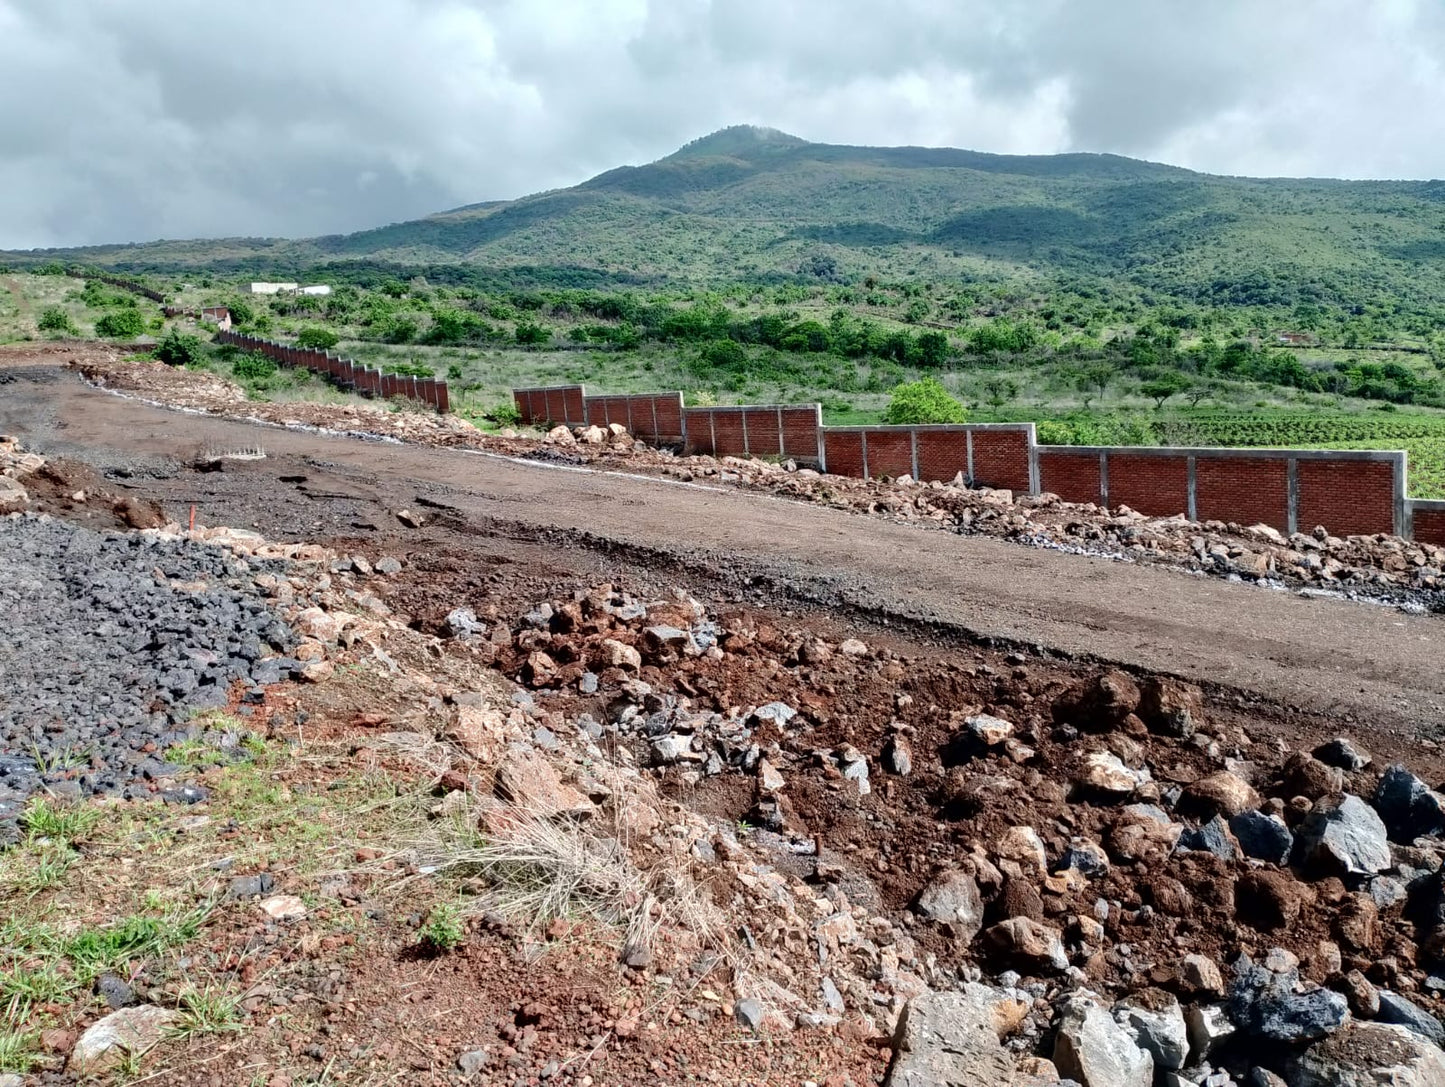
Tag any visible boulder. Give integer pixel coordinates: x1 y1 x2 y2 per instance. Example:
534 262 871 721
1178 771 1259 819
1374 765 1445 842
1113 989 1188 1070
1376 991 1445 1048
995 825 1049 877
0 476 28 514
1230 810 1294 865
1228 953 1349 1044
69 1005 180 1074
915 870 985 940
1296 794 1391 877
494 748 593 819
1176 814 1240 861
884 989 1016 1087
882 735 913 776
1184 1003 1235 1062
1076 751 1144 799
1289 1022 1445 1087
1137 677 1203 738
1179 954 1226 999
1052 995 1153 1087
1314 738 1371 772
981 918 1068 973
1283 752 1346 800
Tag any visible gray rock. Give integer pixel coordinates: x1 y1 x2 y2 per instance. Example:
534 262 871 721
883 734 913 776
227 872 275 898
457 1048 490 1075
734 998 765 1031
1178 815 1240 861
445 607 484 637
1228 953 1350 1044
1230 810 1294 865
915 870 985 940
1368 875 1408 910
885 989 1016 1087
1376 991 1445 1048
69 1004 181 1074
650 735 693 764
1054 995 1153 1087
578 671 599 695
1296 794 1392 877
95 973 136 1009
1114 989 1188 1070
1289 1022 1445 1086
1058 836 1111 877
748 702 797 728
1249 1068 1288 1087
1374 765 1445 842
1185 1004 1236 1062
374 556 403 575
1314 738 1370 772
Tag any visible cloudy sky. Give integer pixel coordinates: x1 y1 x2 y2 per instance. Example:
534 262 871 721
4 0 1445 249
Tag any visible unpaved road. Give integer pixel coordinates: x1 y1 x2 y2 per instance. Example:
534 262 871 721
3 354 1442 732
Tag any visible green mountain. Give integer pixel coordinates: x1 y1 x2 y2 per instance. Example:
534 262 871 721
13 125 1445 307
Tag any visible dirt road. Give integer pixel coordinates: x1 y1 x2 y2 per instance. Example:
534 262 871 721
3 354 1442 732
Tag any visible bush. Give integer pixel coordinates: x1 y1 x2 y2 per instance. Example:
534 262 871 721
154 328 204 367
37 307 78 335
296 327 339 349
232 354 277 380
514 320 551 346
486 400 522 426
883 377 967 425
94 309 146 338
419 904 464 953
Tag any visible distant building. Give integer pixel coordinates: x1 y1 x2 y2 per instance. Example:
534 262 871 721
299 285 332 296
1275 331 1314 346
200 306 232 330
249 282 299 295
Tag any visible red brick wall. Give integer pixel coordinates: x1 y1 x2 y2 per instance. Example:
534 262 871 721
1297 460 1396 536
1414 507 1445 546
915 431 970 483
972 431 1032 491
824 431 864 477
743 408 782 456
1108 454 1190 516
1038 450 1102 504
711 410 747 457
780 408 821 462
652 394 684 442
864 430 913 479
1195 457 1288 529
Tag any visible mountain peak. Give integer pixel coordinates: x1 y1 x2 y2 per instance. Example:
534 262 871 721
666 125 808 160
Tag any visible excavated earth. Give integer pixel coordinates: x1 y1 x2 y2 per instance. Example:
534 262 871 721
6 344 1445 1085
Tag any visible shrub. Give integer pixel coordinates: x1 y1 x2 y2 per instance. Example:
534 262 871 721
154 328 203 367
883 377 967 425
94 309 146 338
296 327 339 349
419 904 464 952
37 307 77 335
232 354 277 380
514 320 551 346
486 400 522 426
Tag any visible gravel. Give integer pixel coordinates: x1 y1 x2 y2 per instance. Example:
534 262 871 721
0 513 294 837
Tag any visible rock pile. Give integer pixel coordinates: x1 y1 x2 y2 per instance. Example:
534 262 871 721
466 583 1445 1085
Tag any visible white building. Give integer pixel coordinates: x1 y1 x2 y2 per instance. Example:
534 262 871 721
300 285 332 296
250 282 299 295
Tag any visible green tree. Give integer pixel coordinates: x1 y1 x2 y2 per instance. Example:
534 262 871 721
37 307 78 336
94 309 146 338
983 377 1019 408
883 377 967 424
514 320 551 345
154 327 203 366
1140 371 1189 408
1074 363 1114 406
914 331 951 368
296 327 339 349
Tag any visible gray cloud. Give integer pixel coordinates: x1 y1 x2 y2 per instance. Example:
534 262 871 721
3 0 1445 248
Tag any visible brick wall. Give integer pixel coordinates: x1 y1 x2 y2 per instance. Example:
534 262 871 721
780 407 822 462
1195 456 1289 529
1107 453 1191 516
1297 458 1397 537
514 384 585 426
915 430 970 483
683 405 823 464
1412 503 1445 546
823 430 865 477
1038 449 1103 505
864 430 913 478
971 430 1033 492
583 392 685 442
216 330 450 413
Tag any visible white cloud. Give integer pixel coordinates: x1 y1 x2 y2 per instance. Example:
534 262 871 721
2 0 1444 247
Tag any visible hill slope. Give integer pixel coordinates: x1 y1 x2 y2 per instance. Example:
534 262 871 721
13 125 1445 305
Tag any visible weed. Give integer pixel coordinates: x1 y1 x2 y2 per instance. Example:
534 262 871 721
419 903 465 953
0 1024 38 1073
171 984 243 1038
0 958 75 1012
63 905 210 981
19 797 101 845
